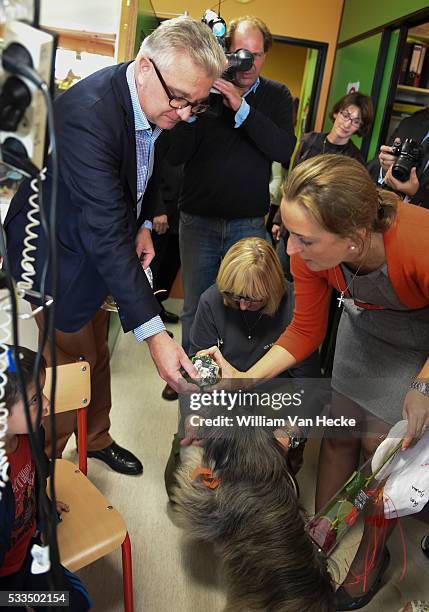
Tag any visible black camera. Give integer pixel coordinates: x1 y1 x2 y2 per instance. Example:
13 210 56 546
390 138 423 182
202 9 254 82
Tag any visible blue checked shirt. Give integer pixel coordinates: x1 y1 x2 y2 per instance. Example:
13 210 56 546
126 62 166 342
234 77 260 128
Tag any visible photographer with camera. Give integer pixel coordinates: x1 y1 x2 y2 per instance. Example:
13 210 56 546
368 107 429 208
163 16 296 400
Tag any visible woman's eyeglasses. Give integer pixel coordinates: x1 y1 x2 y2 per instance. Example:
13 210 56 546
223 291 266 305
339 109 362 128
150 59 210 115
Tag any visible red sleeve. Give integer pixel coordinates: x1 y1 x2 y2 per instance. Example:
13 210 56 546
275 255 331 362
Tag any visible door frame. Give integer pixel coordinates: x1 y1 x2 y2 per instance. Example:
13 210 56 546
272 35 328 132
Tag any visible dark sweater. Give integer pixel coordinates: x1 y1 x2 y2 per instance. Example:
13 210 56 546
189 283 320 377
294 131 364 165
168 77 296 219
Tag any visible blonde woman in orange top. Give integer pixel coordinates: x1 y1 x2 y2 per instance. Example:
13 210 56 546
204 154 429 610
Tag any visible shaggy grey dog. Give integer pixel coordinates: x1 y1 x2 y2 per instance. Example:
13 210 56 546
172 423 335 611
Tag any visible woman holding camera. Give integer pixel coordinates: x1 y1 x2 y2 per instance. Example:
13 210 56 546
206 155 429 610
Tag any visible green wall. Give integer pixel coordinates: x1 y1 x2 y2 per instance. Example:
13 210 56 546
133 0 159 56
339 0 428 43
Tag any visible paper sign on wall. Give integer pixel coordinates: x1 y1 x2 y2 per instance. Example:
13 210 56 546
347 81 360 93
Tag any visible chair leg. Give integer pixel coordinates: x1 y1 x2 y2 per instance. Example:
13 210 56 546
77 407 87 475
121 532 134 612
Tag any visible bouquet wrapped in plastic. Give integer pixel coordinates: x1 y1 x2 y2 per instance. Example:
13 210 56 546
307 439 403 556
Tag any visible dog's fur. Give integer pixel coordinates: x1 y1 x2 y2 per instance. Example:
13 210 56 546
172 425 335 611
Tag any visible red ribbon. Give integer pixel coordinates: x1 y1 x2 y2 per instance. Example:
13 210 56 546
192 465 221 490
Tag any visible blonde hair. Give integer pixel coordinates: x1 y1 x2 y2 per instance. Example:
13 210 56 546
283 154 398 242
216 237 286 316
138 16 226 77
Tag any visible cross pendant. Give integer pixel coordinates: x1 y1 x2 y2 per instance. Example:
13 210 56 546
337 292 345 308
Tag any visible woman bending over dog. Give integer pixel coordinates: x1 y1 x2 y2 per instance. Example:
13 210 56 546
203 155 429 611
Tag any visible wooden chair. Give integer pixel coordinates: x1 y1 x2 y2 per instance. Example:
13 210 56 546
45 362 134 612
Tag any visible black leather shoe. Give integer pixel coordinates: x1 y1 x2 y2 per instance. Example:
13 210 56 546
335 548 390 610
87 442 143 475
160 309 179 324
162 383 178 401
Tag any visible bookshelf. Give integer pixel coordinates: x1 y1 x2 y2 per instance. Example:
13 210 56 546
388 23 429 136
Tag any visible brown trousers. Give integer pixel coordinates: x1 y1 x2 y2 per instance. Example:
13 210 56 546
36 308 112 457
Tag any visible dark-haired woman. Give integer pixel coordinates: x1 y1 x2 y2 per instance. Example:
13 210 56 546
272 91 374 287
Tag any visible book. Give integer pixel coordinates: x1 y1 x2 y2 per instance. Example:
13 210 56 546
398 42 413 85
420 49 429 89
393 102 426 115
405 43 424 86
413 44 427 87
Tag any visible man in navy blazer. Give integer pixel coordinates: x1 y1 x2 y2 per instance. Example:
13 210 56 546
4 17 225 474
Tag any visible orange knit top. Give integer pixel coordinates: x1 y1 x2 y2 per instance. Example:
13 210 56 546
276 202 429 362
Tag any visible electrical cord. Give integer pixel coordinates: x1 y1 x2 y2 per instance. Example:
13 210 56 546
0 268 11 499
1 51 63 593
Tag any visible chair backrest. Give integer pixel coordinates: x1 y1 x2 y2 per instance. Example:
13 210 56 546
44 361 91 474
44 362 91 414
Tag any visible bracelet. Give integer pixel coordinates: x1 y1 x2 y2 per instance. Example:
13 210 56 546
409 379 429 398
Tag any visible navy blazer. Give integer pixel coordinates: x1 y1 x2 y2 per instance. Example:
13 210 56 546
5 62 164 333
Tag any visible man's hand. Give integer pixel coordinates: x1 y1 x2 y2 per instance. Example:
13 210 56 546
153 214 169 235
378 143 398 173
135 227 155 269
146 330 198 392
56 500 70 515
272 223 281 242
384 166 420 197
180 415 206 447
213 78 243 112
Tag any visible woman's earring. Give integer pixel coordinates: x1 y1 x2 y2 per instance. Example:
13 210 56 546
350 245 356 251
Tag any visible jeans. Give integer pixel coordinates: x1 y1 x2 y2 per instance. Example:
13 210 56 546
179 212 268 354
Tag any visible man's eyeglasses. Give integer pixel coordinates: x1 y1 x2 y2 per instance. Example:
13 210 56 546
339 109 362 128
150 59 210 115
223 291 266 304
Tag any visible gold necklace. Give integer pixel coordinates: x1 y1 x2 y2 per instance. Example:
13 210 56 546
240 310 264 340
333 237 371 308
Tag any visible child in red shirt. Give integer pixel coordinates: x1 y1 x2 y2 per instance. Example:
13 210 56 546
0 346 91 611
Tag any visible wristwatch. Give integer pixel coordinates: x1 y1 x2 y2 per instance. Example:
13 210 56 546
289 435 301 450
280 426 301 449
409 379 429 398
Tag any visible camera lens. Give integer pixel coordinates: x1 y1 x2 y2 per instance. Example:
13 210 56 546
391 138 423 182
